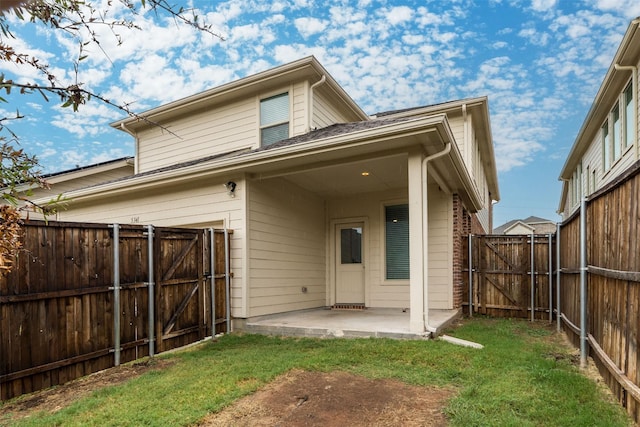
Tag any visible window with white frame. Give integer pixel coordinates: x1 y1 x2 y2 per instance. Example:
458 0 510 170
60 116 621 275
572 169 579 206
385 204 409 280
624 82 634 149
603 80 635 171
260 93 289 146
602 120 611 171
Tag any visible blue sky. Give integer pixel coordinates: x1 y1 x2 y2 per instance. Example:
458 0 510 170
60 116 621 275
1 0 639 228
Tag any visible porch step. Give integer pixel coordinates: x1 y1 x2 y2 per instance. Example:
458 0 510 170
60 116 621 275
332 304 366 310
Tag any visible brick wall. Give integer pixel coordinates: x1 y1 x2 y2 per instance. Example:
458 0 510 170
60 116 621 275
451 194 486 309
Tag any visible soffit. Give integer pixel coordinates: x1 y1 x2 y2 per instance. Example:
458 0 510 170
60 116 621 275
64 115 483 208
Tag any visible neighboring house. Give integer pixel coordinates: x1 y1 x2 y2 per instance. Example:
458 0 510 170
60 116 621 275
3 156 134 219
493 216 557 235
44 56 499 334
558 18 640 218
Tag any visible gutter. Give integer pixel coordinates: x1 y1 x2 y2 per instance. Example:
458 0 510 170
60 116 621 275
614 61 638 161
120 122 140 173
307 75 326 132
421 140 452 334
64 116 448 201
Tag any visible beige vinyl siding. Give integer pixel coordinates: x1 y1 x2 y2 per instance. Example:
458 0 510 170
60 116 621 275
562 75 638 219
137 97 258 173
247 177 326 317
23 165 134 220
447 114 466 165
328 189 405 307
291 81 308 136
56 178 246 315
427 183 453 309
49 168 133 192
312 89 346 129
508 223 535 235
327 183 452 309
475 206 491 234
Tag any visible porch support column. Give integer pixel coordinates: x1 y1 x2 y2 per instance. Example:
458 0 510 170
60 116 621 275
408 151 426 333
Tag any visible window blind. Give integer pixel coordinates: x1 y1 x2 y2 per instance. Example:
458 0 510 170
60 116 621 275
385 204 409 280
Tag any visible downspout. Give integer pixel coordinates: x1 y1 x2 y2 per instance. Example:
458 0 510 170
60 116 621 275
120 122 140 174
307 75 326 132
421 140 452 333
462 103 469 166
614 18 640 161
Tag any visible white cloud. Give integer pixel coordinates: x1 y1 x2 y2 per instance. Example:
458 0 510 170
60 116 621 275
595 0 640 18
294 17 328 38
385 6 413 26
530 0 558 13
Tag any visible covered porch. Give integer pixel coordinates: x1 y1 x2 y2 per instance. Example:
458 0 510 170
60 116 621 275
238 307 461 339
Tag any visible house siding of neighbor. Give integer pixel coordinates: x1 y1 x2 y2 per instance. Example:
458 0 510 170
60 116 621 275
4 157 134 220
559 19 640 218
493 216 558 235
49 56 500 333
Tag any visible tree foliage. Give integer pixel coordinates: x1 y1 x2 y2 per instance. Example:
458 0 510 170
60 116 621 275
0 0 221 273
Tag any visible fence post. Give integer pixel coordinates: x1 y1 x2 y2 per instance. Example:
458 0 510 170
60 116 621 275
548 232 553 322
531 233 535 322
209 228 216 337
112 223 121 366
580 197 588 368
147 224 155 357
468 233 473 317
224 228 231 333
556 222 561 332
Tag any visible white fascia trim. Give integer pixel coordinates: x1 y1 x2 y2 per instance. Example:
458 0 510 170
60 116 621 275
63 116 449 202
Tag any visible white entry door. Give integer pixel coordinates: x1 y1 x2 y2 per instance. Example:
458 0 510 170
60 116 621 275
335 223 365 304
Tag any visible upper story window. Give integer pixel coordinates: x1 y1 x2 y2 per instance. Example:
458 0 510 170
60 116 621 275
260 93 289 146
613 104 621 160
602 120 610 170
603 80 635 172
624 82 634 149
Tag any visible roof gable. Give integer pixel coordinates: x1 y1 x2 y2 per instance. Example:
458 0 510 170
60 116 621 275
112 56 368 132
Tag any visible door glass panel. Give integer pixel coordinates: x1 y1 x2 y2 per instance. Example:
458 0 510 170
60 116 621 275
340 227 362 264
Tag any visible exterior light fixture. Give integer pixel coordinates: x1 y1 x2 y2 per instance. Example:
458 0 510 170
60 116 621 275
361 171 370 176
224 181 236 197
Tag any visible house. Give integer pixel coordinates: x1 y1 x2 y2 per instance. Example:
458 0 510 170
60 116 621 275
45 56 499 334
558 18 639 218
3 156 134 219
493 216 557 235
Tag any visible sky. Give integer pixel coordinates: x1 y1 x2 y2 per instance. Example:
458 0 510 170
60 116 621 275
1 0 639 228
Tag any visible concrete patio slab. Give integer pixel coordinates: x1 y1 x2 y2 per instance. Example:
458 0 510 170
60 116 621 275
237 307 461 340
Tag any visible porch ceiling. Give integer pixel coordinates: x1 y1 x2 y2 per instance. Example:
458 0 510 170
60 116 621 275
258 154 410 198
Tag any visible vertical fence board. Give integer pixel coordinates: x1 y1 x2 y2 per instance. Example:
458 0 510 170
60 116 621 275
1 221 230 401
466 234 554 319
559 161 640 422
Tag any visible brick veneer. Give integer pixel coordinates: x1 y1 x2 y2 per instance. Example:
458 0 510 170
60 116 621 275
452 194 486 308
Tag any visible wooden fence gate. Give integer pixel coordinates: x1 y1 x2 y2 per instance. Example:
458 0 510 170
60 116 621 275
0 221 231 401
464 234 556 320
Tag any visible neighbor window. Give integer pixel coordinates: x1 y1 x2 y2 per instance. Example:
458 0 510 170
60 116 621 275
613 105 622 161
260 93 289 146
385 204 409 280
624 82 634 149
602 80 635 172
602 120 610 170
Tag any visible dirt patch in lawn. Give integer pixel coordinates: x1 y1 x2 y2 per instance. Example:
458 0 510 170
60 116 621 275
200 369 455 427
0 358 174 423
2 364 454 426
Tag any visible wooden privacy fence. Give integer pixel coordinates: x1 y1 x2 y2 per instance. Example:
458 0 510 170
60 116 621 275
558 160 640 422
0 221 232 401
464 234 556 320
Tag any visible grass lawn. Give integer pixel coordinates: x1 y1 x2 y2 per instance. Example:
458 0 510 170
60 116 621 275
1 317 633 426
